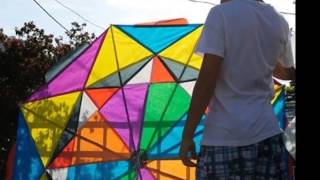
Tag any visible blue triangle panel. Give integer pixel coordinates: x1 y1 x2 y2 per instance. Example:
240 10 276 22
13 112 45 180
66 160 130 179
117 24 201 54
147 114 206 159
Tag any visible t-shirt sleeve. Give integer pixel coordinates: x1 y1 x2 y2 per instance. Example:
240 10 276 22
195 7 225 58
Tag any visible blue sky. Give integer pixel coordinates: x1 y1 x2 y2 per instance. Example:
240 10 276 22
1 0 295 38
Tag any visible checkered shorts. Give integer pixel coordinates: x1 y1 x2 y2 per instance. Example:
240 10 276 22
196 134 289 180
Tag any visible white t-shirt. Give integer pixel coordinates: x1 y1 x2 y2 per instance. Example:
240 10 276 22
196 0 294 146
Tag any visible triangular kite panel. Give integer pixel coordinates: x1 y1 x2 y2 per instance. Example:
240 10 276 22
151 57 175 83
147 160 196 180
13 112 45 180
140 83 191 151
86 29 118 87
45 44 89 82
160 26 203 70
49 95 82 165
78 92 98 129
179 81 196 96
161 57 199 82
28 34 105 101
46 168 68 180
50 160 131 180
86 88 119 108
88 57 151 88
112 26 153 70
127 60 153 84
148 115 205 160
138 168 155 180
49 111 130 168
100 84 149 151
21 92 81 166
116 24 200 54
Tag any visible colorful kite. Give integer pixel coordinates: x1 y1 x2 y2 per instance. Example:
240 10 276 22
11 21 287 180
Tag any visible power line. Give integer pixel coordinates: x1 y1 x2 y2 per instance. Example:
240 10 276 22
189 0 217 5
188 0 295 15
31 0 69 32
52 0 105 30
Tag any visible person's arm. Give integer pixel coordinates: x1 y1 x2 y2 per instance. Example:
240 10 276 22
179 53 222 167
273 62 295 81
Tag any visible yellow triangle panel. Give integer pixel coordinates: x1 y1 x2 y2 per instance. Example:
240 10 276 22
86 26 153 87
21 91 81 166
112 26 153 70
160 26 204 70
272 84 283 104
86 29 118 87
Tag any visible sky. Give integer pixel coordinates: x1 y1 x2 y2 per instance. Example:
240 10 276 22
1 0 295 38
1 0 295 85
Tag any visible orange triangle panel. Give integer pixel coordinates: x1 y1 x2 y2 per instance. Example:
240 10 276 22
48 138 76 168
48 111 130 168
85 88 119 108
151 56 175 83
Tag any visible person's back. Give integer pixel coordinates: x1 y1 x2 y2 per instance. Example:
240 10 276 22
179 0 295 179
199 0 294 146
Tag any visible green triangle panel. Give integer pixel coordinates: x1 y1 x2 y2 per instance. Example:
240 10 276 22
120 168 137 180
139 83 191 151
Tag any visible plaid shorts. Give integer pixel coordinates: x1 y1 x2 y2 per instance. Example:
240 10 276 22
196 134 289 180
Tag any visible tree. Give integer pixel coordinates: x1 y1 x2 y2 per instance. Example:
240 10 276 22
0 21 95 178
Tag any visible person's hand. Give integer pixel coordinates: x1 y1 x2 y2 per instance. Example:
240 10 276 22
179 137 197 167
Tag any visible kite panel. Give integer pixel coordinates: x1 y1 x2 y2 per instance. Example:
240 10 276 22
85 29 118 87
147 160 196 180
66 160 131 180
140 83 191 151
273 87 286 130
49 96 82 166
45 44 89 82
22 92 81 166
127 60 153 84
86 88 119 108
28 34 105 102
116 24 200 54
13 112 45 180
100 84 149 151
112 26 153 72
78 92 98 129
151 57 175 83
88 57 151 88
148 115 205 160
49 111 130 168
180 81 196 96
138 168 155 180
160 26 203 70
161 57 199 82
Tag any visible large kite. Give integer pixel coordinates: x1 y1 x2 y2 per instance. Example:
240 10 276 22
10 20 288 180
